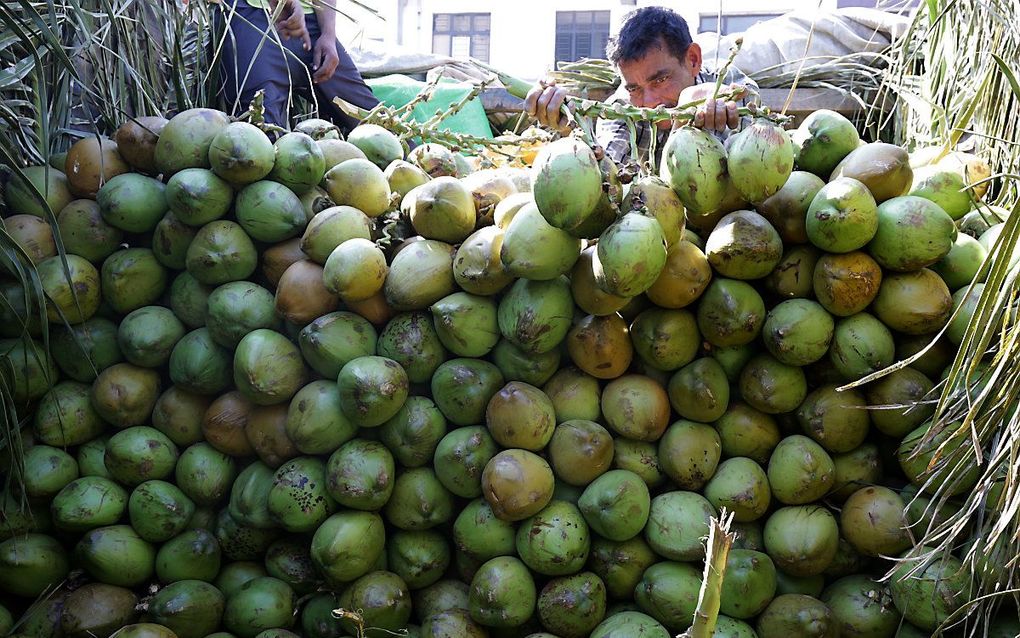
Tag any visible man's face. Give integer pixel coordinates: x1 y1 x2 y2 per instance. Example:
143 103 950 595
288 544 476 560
618 40 701 128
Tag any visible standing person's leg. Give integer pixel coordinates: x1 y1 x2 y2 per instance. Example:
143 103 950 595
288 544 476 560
219 0 314 127
314 40 381 136
298 13 380 136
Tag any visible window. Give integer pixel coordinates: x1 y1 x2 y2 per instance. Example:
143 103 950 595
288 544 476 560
433 13 490 63
698 13 783 35
555 11 611 65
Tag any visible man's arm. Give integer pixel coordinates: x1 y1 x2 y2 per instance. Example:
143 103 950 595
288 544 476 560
311 0 341 84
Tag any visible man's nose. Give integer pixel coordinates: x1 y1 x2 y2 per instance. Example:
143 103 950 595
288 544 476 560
633 89 656 108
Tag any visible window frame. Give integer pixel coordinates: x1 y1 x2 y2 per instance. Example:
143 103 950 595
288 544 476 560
432 12 491 63
697 12 784 35
554 10 612 66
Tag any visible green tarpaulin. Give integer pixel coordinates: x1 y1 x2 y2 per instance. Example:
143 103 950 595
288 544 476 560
367 74 493 140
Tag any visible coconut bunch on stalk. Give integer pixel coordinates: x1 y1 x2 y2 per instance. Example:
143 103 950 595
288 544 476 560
1 84 1018 638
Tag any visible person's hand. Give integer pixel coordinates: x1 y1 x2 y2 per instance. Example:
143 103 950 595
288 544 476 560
523 79 572 136
677 83 746 131
312 36 339 83
270 0 311 51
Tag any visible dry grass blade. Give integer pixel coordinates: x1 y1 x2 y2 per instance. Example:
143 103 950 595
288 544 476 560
870 0 1020 632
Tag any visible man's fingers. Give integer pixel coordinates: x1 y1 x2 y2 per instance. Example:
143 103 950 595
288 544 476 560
314 52 339 83
523 88 541 117
549 89 567 120
535 86 557 126
302 30 312 51
538 86 568 127
726 101 739 129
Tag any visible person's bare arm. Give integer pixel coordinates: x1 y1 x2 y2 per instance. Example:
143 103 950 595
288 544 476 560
311 0 340 83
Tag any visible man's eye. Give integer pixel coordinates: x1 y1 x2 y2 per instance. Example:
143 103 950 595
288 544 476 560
654 76 669 85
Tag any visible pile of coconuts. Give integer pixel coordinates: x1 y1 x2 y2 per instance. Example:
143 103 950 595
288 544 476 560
0 98 1017 638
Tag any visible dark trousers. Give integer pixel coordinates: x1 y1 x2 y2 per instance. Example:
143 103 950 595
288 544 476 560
219 0 380 134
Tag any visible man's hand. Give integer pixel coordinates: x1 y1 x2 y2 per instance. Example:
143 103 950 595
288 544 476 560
312 36 339 83
269 0 311 51
677 83 746 132
524 79 572 136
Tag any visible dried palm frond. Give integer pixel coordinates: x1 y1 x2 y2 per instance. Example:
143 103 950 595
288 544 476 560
864 0 1020 633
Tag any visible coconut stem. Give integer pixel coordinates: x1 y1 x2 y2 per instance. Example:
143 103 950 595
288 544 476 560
333 96 524 154
685 509 736 638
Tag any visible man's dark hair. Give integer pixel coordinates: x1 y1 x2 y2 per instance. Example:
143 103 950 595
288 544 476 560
606 6 693 65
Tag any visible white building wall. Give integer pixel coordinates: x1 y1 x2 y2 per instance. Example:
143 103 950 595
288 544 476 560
382 0 842 81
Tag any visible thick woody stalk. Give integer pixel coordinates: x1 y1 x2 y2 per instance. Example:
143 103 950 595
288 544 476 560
685 509 737 638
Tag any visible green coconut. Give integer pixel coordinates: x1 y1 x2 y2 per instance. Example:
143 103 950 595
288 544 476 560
324 157 390 217
705 210 783 279
727 119 795 203
300 205 373 264
155 108 230 176
453 225 515 296
166 168 234 226
872 268 953 335
791 109 860 177
152 212 198 269
269 132 325 194
805 177 878 253
497 276 574 354
57 198 124 263
38 253 101 323
117 305 186 368
889 548 971 631
335 355 408 427
908 164 972 220
168 327 233 395
767 435 836 504
208 120 276 184
829 313 895 381
5 164 74 217
762 299 834 366
233 328 307 406
186 220 258 285
74 524 156 587
763 506 839 577
298 312 376 383
326 438 395 510
347 123 403 169
235 180 307 242
385 159 430 199
758 172 826 245
661 126 729 214
96 172 168 233
867 195 956 271
830 142 912 203
435 427 499 498
384 239 457 311
531 137 602 231
696 278 766 347
500 201 582 280
931 231 987 290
